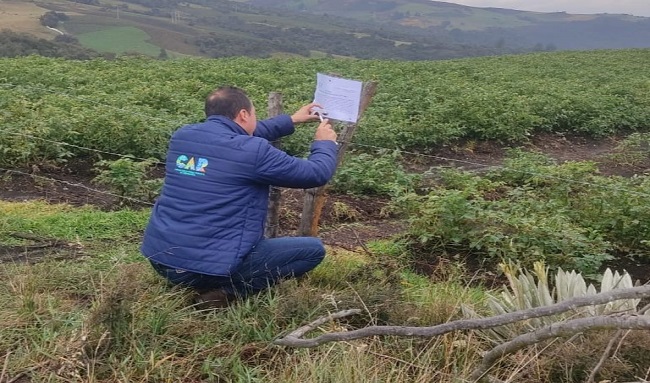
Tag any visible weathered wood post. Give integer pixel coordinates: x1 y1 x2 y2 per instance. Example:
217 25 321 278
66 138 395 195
264 92 283 238
298 80 378 236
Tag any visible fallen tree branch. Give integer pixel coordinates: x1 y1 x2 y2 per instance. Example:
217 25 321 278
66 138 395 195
470 315 650 382
281 309 362 339
274 285 650 347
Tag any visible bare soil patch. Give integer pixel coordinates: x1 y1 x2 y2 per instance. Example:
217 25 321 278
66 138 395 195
0 1 53 39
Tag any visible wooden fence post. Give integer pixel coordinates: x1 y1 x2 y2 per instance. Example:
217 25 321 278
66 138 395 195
298 81 378 237
264 92 283 238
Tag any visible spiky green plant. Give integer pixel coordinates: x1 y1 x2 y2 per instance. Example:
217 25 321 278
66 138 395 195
462 261 638 343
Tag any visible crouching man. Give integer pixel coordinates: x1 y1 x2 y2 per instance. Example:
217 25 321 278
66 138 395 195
141 86 338 308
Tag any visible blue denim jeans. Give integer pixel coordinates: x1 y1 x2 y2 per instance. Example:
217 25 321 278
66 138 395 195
150 236 325 297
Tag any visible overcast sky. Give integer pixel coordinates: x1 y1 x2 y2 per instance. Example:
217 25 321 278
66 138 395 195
443 1 650 17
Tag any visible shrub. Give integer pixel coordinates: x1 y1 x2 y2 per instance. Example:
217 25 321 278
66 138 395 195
330 149 420 196
607 132 650 167
92 157 162 204
394 150 625 275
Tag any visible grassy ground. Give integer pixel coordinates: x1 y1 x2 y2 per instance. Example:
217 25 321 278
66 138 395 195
75 26 161 56
64 11 203 57
0 200 492 382
2 199 649 382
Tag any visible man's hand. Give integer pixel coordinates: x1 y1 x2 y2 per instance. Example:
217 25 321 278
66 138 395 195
314 119 337 143
291 102 323 124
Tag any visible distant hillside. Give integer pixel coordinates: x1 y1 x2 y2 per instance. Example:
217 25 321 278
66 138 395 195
2 0 649 60
4 0 511 60
438 7 650 50
248 0 650 50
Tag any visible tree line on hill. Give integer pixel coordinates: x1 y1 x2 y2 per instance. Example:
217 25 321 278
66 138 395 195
0 30 101 60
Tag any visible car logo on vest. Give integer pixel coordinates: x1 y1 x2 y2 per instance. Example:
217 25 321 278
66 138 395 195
175 155 208 176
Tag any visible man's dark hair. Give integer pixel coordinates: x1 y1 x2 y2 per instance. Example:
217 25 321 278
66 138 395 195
204 86 252 119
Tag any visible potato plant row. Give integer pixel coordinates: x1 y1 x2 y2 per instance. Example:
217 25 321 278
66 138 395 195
0 49 649 166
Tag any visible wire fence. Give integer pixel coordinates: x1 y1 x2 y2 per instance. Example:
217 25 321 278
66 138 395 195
0 167 155 206
2 81 650 206
2 129 650 207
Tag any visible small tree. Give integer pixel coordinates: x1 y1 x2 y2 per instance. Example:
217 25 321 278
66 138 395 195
158 48 169 60
39 11 68 28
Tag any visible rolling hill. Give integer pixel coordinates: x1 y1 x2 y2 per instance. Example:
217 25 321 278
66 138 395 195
247 0 650 50
1 0 649 59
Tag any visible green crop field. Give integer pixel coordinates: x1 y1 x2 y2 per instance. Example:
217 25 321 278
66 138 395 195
76 26 161 56
1 49 649 165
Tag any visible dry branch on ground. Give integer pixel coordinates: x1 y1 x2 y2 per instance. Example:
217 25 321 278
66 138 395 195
275 285 650 381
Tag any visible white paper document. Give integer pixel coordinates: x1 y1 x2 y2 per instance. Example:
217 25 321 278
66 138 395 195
313 73 363 123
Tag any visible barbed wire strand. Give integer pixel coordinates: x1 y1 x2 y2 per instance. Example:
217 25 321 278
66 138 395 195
2 135 650 206
3 125 650 199
0 130 166 166
0 167 154 206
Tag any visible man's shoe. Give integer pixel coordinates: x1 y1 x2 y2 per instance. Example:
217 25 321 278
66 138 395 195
193 288 234 310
